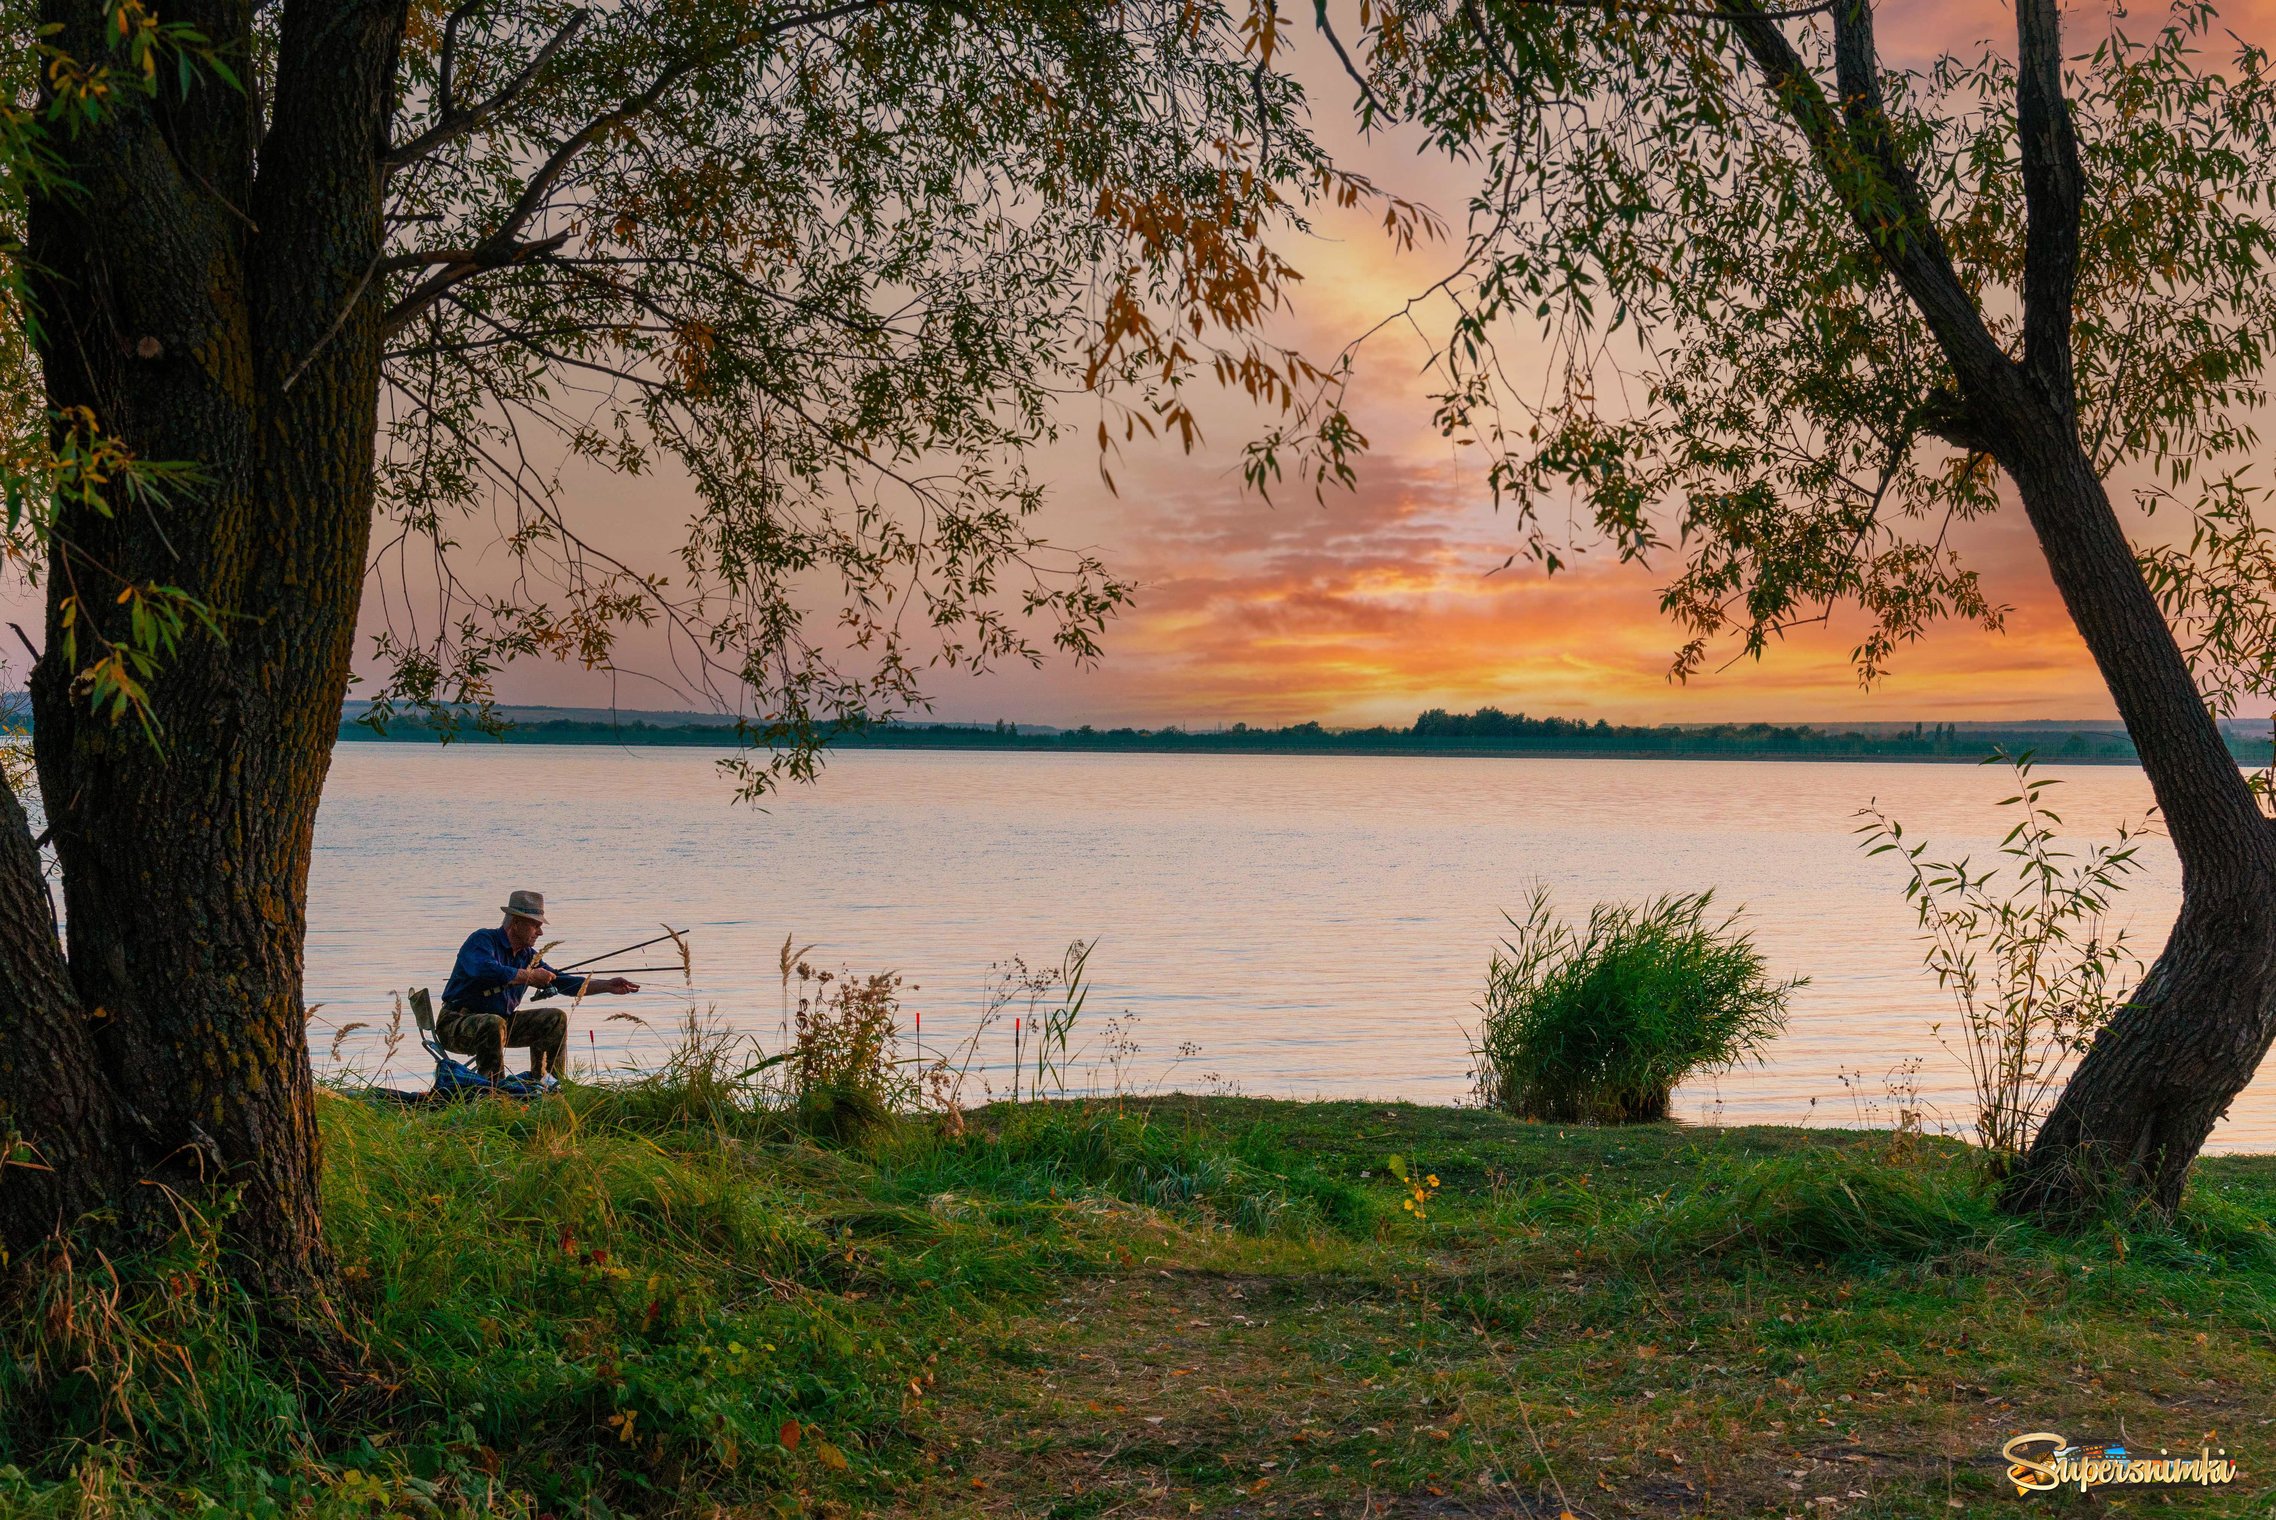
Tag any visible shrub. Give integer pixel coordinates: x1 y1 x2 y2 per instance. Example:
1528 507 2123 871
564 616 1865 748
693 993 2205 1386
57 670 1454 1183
788 965 919 1140
1471 887 1799 1123
1857 750 2149 1165
575 984 924 1146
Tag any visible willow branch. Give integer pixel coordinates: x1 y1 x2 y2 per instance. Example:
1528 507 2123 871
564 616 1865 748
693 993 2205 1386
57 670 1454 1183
381 0 894 336
385 9 591 178
1720 0 2010 396
378 231 571 338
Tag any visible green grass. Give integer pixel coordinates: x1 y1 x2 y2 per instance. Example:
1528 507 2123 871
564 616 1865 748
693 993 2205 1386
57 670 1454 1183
5 1090 2276 1516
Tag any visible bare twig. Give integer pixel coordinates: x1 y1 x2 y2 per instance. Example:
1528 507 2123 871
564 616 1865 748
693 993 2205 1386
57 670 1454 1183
385 10 592 178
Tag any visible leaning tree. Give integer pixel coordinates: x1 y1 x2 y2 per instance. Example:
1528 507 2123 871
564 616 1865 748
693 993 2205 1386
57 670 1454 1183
1287 0 2276 1214
0 0 1423 1304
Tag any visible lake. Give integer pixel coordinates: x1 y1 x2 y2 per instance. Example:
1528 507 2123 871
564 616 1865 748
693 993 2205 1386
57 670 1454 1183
306 743 2267 1148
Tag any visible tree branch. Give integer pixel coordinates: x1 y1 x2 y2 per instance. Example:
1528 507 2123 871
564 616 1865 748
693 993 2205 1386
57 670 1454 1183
2015 0 2083 419
378 230 572 339
1721 0 2012 398
439 0 476 116
1462 0 1528 100
380 0 893 337
491 5 875 253
1311 2 1386 121
384 9 590 179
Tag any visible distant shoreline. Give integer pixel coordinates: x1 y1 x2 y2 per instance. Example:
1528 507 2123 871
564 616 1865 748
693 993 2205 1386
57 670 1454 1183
334 711 2263 768
338 727 2168 765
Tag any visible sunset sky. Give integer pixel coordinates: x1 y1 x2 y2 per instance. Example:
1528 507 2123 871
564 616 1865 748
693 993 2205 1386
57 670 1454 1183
360 2 2276 732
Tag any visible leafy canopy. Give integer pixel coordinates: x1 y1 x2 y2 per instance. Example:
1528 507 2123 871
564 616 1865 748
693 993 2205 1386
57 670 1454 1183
1297 0 2276 705
357 0 1425 790
0 2 1431 788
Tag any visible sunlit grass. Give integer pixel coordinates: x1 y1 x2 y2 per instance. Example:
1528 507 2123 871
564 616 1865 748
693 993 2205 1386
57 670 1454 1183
3 1088 2275 1516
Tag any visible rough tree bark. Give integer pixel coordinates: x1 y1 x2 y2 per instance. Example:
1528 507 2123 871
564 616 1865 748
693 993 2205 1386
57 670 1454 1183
1968 7 2276 1218
0 1 407 1301
1726 0 2276 1217
1993 417 2276 1215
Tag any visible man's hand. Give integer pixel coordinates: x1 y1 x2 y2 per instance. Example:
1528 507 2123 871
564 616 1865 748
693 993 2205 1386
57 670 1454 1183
515 966 556 988
598 977 639 994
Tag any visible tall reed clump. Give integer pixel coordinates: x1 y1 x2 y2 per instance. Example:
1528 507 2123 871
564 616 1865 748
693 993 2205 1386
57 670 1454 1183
1471 887 1799 1123
975 938 1096 1103
788 962 919 1140
583 963 935 1144
1858 750 2150 1168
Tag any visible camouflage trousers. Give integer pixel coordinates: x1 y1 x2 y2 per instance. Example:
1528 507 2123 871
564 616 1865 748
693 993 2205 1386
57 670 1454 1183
436 1003 569 1081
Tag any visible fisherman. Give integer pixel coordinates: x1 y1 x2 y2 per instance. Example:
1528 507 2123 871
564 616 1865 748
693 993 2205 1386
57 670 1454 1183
439 890 640 1083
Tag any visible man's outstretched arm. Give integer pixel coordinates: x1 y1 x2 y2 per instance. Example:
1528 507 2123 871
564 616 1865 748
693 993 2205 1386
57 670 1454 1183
540 963 640 996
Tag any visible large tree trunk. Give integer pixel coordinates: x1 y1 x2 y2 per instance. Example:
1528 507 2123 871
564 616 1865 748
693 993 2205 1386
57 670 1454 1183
1990 397 2276 1218
0 769 124 1257
1718 0 2276 1216
0 2 406 1303
2008 890 2276 1215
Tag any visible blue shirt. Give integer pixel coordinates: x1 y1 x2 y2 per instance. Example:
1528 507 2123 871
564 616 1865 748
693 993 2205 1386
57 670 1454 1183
441 927 587 1017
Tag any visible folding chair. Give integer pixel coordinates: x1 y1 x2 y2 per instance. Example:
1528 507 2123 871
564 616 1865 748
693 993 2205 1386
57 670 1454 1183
409 987 547 1099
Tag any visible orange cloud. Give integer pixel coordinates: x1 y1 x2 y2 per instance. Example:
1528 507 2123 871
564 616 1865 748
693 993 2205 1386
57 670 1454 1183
919 432 2114 729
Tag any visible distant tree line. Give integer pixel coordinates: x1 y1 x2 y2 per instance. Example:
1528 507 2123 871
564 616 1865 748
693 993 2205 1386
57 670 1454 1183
335 706 2262 766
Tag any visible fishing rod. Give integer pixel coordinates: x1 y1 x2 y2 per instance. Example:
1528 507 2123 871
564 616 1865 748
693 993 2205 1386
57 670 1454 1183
533 924 692 999
555 926 688 974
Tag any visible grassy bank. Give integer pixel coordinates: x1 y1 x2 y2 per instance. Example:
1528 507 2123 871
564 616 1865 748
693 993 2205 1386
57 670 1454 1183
6 1089 2276 1517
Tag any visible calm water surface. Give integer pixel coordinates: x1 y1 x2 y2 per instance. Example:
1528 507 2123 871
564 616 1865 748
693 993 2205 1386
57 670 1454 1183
306 745 2262 1147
